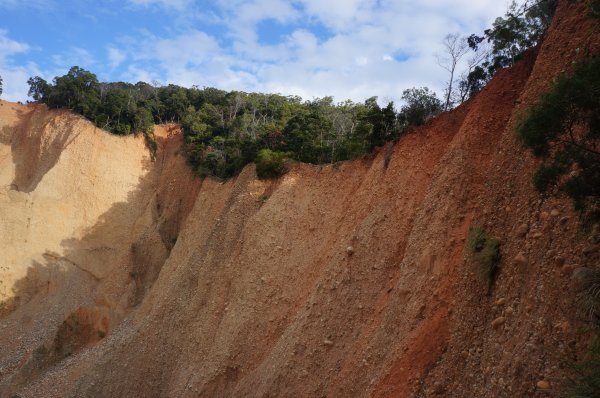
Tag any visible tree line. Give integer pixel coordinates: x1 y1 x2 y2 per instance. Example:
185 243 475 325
26 68 443 178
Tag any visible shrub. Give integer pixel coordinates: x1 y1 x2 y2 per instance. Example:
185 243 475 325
467 226 501 282
577 267 600 326
255 149 288 179
517 54 600 222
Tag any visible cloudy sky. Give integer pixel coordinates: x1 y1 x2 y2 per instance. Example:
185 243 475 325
0 0 513 104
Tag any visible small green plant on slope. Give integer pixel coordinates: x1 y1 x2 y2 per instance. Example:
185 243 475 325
467 226 501 282
255 149 289 179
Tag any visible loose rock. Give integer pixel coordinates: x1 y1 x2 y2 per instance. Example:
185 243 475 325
514 253 528 267
536 380 550 390
516 224 528 237
492 317 506 329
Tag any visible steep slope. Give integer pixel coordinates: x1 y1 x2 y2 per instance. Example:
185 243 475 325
1 1 599 397
0 104 200 394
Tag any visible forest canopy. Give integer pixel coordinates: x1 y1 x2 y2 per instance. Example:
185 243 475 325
27 68 442 178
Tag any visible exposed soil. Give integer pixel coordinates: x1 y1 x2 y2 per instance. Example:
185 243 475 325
0 1 599 397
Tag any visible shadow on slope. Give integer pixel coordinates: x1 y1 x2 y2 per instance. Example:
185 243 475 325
0 127 200 396
0 105 84 193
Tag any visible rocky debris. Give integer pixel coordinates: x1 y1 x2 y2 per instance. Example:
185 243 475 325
346 246 354 256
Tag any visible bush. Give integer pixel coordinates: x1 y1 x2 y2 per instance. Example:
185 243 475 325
467 226 501 282
517 54 600 221
255 149 288 179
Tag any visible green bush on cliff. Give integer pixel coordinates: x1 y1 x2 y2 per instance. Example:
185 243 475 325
517 54 600 221
467 226 501 282
255 149 288 179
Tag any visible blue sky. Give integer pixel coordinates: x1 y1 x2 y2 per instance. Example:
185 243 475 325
0 0 512 104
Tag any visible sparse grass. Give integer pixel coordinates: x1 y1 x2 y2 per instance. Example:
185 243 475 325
467 226 501 283
578 267 600 326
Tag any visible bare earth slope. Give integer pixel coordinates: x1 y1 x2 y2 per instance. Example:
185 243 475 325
1 1 599 397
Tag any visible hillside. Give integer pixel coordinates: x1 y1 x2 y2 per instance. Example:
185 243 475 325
1 1 599 397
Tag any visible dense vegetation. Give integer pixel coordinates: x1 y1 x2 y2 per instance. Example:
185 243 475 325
27 68 442 178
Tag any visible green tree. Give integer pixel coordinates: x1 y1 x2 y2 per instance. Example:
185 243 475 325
517 55 600 221
27 76 51 101
398 87 442 129
464 0 558 98
47 66 100 117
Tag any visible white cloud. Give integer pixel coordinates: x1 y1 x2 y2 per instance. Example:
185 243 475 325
0 30 39 102
0 0 51 9
0 29 29 63
128 0 191 11
63 0 523 106
297 0 375 32
107 47 126 69
51 47 95 69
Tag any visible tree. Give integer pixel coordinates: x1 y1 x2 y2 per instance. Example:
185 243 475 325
398 87 442 129
0 75 3 97
517 55 600 221
27 76 50 101
464 0 558 98
437 33 469 110
47 66 100 117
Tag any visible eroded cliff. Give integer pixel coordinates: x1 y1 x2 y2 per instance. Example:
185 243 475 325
1 1 600 397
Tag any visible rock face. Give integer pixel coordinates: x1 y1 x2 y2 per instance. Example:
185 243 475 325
0 1 599 397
